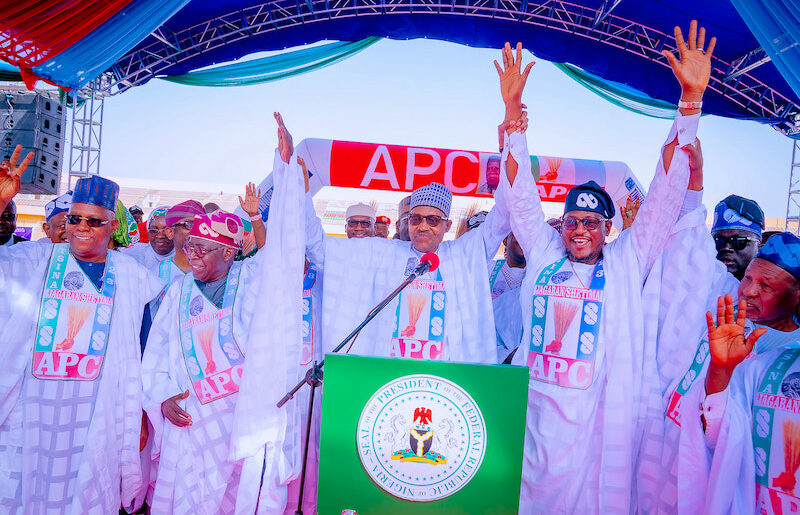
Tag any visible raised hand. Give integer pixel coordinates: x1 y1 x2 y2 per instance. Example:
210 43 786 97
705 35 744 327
621 197 641 231
684 138 704 191
494 43 535 120
0 145 34 211
297 156 310 193
275 112 294 164
238 182 261 217
661 20 716 100
161 390 192 427
707 295 765 370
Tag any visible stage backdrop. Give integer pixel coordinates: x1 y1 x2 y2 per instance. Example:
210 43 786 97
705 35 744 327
249 138 646 229
317 354 528 514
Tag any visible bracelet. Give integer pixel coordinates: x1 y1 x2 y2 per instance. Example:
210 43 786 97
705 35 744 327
249 214 262 222
678 100 703 110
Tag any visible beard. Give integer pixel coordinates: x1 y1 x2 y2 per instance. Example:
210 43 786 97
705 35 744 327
566 248 603 264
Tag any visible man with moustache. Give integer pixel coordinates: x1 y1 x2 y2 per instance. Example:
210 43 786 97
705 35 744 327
711 194 764 280
41 191 72 243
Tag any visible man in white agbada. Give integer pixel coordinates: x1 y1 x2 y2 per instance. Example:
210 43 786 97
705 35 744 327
142 114 305 514
121 206 175 269
497 25 714 511
0 145 161 513
671 233 800 514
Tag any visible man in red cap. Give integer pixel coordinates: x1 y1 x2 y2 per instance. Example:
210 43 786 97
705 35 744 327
374 215 390 238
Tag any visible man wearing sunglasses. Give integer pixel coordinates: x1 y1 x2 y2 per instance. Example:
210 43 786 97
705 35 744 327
344 202 375 238
711 194 765 280
0 147 164 513
499 21 716 512
142 116 306 514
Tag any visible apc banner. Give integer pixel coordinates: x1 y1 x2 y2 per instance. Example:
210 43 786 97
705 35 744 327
318 354 528 515
251 138 645 229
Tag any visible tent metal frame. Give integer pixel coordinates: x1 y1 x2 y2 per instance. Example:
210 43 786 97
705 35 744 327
99 0 800 136
67 77 105 188
786 139 800 235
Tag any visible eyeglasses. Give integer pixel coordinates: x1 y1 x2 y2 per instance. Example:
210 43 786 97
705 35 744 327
148 227 168 236
183 243 224 257
408 214 448 227
561 215 608 231
65 214 110 228
714 235 758 251
347 220 372 228
171 221 193 231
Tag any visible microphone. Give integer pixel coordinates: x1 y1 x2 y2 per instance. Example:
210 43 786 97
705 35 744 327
412 253 439 276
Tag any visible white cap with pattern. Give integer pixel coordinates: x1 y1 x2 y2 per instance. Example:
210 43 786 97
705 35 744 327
410 182 452 217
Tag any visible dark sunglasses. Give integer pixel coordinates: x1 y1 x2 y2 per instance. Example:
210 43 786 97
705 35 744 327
561 215 608 231
65 214 110 228
347 220 372 228
714 235 758 251
171 221 193 231
408 214 448 228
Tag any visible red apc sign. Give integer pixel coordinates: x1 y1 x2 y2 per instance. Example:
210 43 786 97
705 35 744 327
329 140 488 195
327 140 577 202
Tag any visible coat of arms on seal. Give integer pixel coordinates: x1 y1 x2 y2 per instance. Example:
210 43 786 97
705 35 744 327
356 374 486 502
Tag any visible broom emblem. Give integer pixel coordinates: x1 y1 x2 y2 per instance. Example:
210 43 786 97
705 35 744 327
773 419 800 494
400 292 428 338
55 304 92 351
545 301 578 354
198 325 217 375
541 157 562 182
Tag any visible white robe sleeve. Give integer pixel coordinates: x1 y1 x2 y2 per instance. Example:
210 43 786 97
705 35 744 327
500 131 561 265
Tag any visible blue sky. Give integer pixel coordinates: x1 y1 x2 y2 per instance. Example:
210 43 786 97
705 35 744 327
101 38 793 219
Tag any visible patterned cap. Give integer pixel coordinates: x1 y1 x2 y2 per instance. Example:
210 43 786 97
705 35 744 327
564 180 614 219
44 191 72 221
756 232 800 281
376 215 391 225
72 176 119 212
410 182 452 217
398 195 412 215
467 210 488 230
189 211 244 248
147 206 170 228
712 195 764 237
166 200 205 226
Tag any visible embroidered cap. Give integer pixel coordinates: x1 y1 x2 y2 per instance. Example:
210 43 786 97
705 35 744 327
398 195 412 216
166 200 205 226
467 210 488 230
72 176 119 212
147 206 170 228
376 215 391 225
410 182 452 217
712 195 764 237
756 232 800 281
564 180 614 219
189 211 244 248
45 191 72 221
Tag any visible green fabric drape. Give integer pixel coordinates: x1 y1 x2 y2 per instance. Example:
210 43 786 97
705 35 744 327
160 38 381 87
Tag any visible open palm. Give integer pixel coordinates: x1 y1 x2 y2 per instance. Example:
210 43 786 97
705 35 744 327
662 20 716 95
494 42 535 104
706 294 767 370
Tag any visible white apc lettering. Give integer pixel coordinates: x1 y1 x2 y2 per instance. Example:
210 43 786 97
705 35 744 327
529 353 546 381
229 364 243 385
547 356 568 382
405 148 440 190
361 145 400 189
444 151 478 193
567 360 592 389
405 339 422 357
77 355 102 378
34 352 55 376
212 372 230 394
200 378 217 399
55 352 79 376
423 341 442 360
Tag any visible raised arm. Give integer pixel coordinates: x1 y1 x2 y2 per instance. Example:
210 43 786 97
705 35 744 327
239 182 265 250
0 145 33 214
624 20 714 278
494 43 560 262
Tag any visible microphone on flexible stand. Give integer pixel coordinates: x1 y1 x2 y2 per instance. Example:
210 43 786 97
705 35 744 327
276 251 440 514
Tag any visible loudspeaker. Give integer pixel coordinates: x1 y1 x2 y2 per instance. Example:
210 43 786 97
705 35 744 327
0 92 66 195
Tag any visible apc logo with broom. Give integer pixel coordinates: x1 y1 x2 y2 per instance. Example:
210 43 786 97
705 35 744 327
357 374 486 502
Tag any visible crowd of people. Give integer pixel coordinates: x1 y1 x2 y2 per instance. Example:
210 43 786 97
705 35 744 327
1 20 799 515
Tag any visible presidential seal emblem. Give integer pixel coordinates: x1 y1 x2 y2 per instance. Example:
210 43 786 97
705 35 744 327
356 374 486 502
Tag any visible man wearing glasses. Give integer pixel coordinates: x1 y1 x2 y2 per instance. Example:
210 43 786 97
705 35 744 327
344 202 375 238
711 194 764 280
500 20 716 512
121 206 175 269
0 150 163 513
141 119 306 513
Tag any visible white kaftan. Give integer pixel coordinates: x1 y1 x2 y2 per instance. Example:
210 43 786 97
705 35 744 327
0 242 162 514
507 111 696 513
122 243 174 270
142 150 305 515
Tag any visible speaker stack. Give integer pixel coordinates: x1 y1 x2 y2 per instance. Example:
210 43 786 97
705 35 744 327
1 91 67 194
